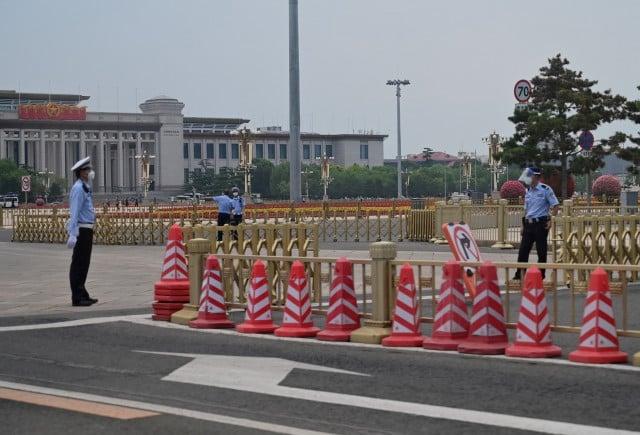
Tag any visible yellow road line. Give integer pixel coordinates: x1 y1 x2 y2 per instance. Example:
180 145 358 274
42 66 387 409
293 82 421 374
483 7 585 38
0 387 160 420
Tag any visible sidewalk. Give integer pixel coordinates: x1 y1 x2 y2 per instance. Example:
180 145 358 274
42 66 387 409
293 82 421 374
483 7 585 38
0 228 519 319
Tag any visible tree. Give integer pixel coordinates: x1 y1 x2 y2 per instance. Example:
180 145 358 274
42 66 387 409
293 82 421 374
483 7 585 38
617 86 640 179
500 54 627 199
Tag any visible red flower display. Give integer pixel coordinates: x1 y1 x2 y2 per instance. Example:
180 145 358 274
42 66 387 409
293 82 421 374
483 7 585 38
592 174 621 198
500 180 526 201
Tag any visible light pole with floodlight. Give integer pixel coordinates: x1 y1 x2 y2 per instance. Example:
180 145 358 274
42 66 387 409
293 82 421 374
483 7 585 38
387 79 410 198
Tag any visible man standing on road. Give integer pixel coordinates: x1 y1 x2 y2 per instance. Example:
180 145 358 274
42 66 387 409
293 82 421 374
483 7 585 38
513 167 559 281
66 156 99 307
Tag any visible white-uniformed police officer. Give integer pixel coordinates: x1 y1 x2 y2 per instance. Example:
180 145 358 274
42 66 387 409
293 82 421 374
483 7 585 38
67 156 99 306
513 167 559 281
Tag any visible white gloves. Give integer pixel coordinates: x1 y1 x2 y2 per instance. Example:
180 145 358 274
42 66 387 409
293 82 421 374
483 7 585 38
67 235 77 249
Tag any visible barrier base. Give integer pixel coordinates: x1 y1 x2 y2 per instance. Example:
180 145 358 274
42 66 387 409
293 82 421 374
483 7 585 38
569 349 628 364
506 343 562 358
382 334 424 347
189 316 235 329
423 336 467 351
317 329 356 342
274 325 320 338
170 304 199 325
236 321 279 334
458 339 509 355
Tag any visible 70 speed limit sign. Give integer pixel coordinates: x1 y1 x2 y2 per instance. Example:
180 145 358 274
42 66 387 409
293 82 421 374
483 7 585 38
514 79 532 103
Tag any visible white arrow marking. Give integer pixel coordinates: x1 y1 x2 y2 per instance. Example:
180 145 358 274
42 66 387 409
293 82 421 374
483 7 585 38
144 352 639 435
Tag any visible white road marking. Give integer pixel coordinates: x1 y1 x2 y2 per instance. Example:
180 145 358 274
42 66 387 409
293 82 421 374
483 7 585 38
0 380 336 435
144 352 640 435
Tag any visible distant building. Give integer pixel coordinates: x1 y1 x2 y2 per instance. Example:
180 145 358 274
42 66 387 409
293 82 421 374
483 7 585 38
0 90 386 197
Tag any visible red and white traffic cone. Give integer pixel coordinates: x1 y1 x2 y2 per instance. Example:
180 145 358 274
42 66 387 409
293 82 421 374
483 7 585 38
506 266 562 358
274 261 320 337
458 261 509 355
317 257 360 342
236 260 279 334
382 263 423 347
423 259 470 350
152 224 189 321
569 267 628 364
189 255 235 329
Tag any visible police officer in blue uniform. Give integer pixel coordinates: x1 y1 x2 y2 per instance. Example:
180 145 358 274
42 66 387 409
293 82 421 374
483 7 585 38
213 190 233 241
67 156 99 306
230 186 245 240
513 167 559 281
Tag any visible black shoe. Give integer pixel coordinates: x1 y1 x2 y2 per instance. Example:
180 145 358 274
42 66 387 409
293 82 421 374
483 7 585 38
72 299 93 307
512 275 521 281
87 297 98 304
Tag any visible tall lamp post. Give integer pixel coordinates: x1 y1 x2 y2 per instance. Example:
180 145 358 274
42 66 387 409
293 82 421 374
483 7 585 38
482 131 505 196
387 79 410 198
461 153 472 191
301 168 313 201
317 153 334 201
37 168 54 203
134 149 155 200
232 126 255 203
402 168 411 198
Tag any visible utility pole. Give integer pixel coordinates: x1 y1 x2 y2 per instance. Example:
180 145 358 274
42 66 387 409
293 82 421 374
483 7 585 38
386 79 410 198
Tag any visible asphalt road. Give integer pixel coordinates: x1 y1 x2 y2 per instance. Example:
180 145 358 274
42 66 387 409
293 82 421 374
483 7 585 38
2 227 640 434
1 317 640 435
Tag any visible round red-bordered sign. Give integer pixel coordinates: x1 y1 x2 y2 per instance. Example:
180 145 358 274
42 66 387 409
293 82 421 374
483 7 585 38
452 225 481 263
514 79 532 103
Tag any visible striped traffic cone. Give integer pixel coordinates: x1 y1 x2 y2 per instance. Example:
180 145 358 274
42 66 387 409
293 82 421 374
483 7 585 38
506 266 562 358
457 261 509 355
423 259 470 350
189 255 235 329
317 257 361 342
274 261 320 337
382 263 423 347
152 224 190 321
236 260 279 334
569 267 628 364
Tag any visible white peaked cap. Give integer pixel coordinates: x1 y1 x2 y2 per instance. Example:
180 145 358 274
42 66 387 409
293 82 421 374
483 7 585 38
71 156 91 171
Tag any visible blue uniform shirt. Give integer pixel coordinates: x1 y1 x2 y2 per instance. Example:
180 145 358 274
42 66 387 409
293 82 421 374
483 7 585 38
213 195 233 214
67 179 95 236
232 196 245 215
524 182 559 219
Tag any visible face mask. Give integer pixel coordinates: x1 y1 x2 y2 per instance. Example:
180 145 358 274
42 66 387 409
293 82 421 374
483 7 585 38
88 170 95 181
233 191 239 197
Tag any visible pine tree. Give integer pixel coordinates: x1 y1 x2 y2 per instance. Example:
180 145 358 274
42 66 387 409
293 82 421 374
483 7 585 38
500 54 627 198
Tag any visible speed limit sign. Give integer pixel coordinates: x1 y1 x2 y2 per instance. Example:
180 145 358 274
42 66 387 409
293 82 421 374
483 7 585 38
514 79 532 103
21 175 31 192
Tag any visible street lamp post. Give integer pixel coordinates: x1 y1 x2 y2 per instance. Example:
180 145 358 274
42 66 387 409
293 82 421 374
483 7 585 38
232 126 255 203
402 168 411 198
387 79 410 198
482 131 505 196
316 153 334 201
301 168 313 201
38 168 54 203
134 150 155 200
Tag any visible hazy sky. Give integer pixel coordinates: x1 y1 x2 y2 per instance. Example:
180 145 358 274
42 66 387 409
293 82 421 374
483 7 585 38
3 0 640 158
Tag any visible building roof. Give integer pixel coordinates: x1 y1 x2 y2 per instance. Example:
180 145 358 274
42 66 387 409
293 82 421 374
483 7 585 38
0 90 90 105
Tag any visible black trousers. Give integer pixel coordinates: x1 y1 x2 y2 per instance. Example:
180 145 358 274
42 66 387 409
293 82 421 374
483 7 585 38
231 214 243 240
516 221 549 279
69 227 93 302
217 213 231 241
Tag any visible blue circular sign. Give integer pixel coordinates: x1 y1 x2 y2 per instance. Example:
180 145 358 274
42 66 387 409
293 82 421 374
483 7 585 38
578 131 594 150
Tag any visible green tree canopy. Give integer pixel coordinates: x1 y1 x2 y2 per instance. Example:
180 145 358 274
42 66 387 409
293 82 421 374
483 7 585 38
499 54 627 198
